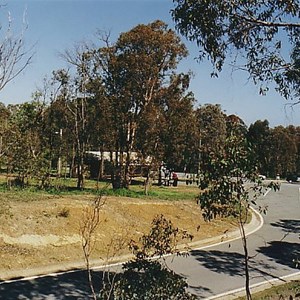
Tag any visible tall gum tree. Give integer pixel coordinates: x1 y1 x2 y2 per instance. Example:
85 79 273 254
247 120 272 177
94 20 189 189
195 104 227 175
135 73 197 192
60 45 98 190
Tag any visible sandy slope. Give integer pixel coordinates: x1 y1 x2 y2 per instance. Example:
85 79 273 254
0 194 237 279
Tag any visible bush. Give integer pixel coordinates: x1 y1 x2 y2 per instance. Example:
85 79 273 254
99 215 195 300
111 259 196 300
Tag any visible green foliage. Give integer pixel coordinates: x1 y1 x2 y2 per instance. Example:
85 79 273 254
172 0 300 100
197 104 227 156
129 214 193 259
3 101 51 188
111 260 195 300
268 126 298 178
89 20 191 189
198 119 280 300
100 215 195 300
156 77 197 172
199 129 257 221
248 121 300 178
247 120 271 176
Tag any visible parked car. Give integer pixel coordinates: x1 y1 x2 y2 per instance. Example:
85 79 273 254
258 174 266 180
286 174 300 183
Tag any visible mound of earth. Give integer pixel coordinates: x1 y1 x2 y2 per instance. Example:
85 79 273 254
0 194 237 280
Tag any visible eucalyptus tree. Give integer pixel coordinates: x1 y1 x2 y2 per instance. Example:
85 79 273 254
83 70 115 182
291 126 300 174
0 102 10 166
54 44 102 189
91 20 189 189
172 0 300 101
42 73 75 179
4 100 49 187
199 117 279 300
247 120 272 176
158 75 198 173
61 47 94 189
284 42 300 102
195 104 227 175
268 125 298 177
285 125 300 176
133 72 197 192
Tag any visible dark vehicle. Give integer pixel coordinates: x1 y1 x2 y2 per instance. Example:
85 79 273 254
286 174 299 183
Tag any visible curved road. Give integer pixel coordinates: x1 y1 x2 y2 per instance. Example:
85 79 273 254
167 182 300 298
0 182 299 299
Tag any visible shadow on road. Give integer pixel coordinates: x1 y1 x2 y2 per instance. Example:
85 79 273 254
187 284 212 298
190 248 280 281
270 219 300 234
191 249 245 276
0 269 103 300
257 241 300 269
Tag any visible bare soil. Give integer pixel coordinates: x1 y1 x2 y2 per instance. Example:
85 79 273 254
0 191 237 280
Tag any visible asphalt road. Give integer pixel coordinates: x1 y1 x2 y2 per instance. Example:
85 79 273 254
167 182 300 298
0 182 299 299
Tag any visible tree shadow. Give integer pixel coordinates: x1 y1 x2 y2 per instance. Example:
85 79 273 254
190 249 279 282
270 219 300 234
187 284 212 297
0 269 105 300
191 249 245 277
0 265 197 299
257 241 300 269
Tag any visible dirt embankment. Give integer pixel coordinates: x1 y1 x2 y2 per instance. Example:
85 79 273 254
0 195 237 279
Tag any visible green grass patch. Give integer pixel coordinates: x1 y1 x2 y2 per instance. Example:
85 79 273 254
0 188 57 202
0 175 199 202
100 185 198 201
147 187 198 201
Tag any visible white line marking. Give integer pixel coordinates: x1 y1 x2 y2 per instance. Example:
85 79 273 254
263 188 271 197
205 271 300 300
0 208 265 287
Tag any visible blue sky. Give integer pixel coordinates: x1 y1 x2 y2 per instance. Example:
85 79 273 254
1 0 299 127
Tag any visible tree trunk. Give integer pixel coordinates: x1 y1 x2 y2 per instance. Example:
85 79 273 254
99 148 104 181
112 149 131 189
144 168 152 195
158 164 163 186
70 143 76 178
239 213 252 300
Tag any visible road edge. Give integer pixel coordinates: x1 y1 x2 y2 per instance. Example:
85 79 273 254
0 206 263 284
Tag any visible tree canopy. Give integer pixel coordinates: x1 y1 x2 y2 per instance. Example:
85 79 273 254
172 0 300 100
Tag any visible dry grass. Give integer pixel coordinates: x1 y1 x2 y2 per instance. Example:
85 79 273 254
0 189 237 279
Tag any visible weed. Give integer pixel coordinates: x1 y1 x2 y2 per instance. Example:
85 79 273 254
57 207 70 218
